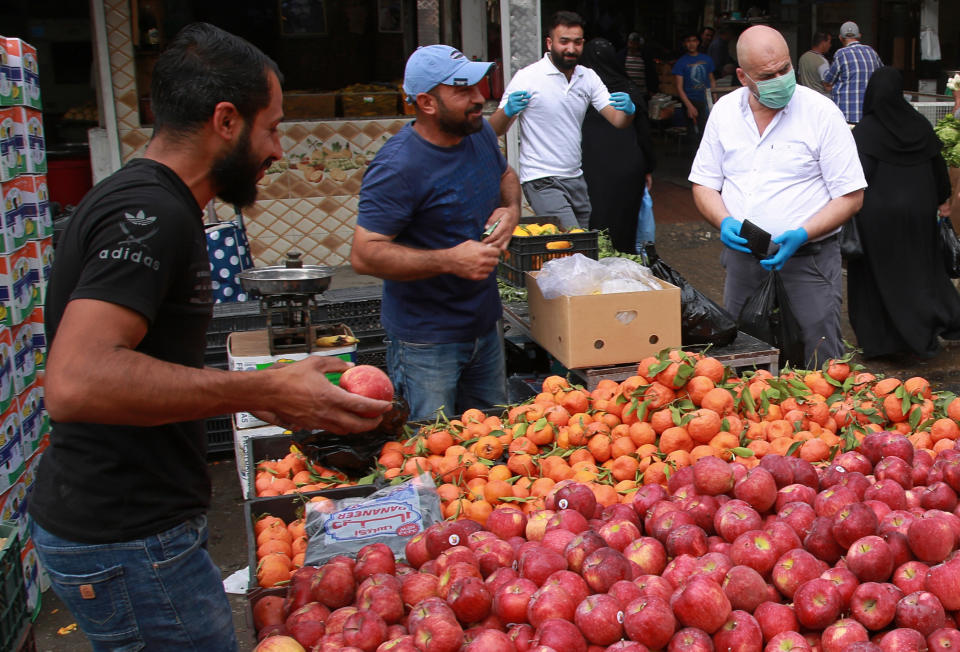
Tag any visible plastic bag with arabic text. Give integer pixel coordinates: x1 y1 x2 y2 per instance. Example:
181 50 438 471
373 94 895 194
303 473 442 566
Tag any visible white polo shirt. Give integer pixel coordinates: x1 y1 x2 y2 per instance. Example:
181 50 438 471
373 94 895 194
689 85 866 239
499 53 611 183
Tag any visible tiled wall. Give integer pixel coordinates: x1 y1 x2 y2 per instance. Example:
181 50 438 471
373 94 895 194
102 0 411 268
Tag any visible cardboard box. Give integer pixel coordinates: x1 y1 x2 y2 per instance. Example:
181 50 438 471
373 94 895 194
0 38 41 109
227 326 357 430
23 238 52 305
15 108 44 175
32 370 48 440
0 176 28 252
525 271 682 369
233 423 285 498
20 537 42 620
0 399 24 493
0 246 34 327
18 381 41 455
27 306 44 371
23 175 52 240
11 320 32 394
0 326 14 414
0 107 24 181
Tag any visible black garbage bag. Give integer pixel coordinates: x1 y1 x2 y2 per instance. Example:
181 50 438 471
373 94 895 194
291 397 410 475
737 271 805 368
641 244 738 347
939 217 960 279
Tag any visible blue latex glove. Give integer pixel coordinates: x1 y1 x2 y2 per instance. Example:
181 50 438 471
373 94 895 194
720 216 751 253
609 92 635 115
504 91 530 117
761 228 809 271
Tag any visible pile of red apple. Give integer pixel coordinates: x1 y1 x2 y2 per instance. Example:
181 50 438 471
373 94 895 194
253 429 960 652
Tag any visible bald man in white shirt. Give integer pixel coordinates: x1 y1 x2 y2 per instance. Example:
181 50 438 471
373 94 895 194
690 25 865 366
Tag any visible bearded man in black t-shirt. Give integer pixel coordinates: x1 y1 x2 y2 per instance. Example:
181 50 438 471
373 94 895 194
28 23 390 651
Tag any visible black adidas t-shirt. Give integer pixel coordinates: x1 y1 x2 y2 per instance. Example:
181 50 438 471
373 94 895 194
29 158 214 543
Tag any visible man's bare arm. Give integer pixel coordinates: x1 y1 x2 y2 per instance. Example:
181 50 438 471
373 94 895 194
45 299 389 433
599 105 634 129
692 183 731 228
797 190 863 240
488 108 516 137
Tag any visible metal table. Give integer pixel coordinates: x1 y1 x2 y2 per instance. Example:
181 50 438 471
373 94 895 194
502 302 779 389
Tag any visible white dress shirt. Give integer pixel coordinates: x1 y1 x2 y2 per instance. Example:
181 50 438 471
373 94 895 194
499 53 611 183
689 85 866 239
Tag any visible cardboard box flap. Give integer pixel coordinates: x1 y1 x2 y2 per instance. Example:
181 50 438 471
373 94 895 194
228 324 354 358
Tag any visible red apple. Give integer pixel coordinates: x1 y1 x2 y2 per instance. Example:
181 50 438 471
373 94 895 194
832 502 880 549
908 514 955 563
340 365 394 412
343 609 389 652
667 524 709 559
669 627 715 651
312 562 357 609
599 519 642 552
729 530 778 577
485 508 527 541
892 561 929 595
715 500 764 543
764 631 811 651
581 547 632 593
492 578 537 624
820 618 869 652
777 501 817 540
549 483 597 519
878 627 928 652
622 536 667 576
518 545 567 587
722 564 768 613
531 618 587 652
623 594 675 649
925 556 960 610
574 594 625 646
357 585 404 625
694 456 735 496
526 584 576 629
671 576 731 634
754 601 799 641
412 614 464 652
927 627 960 650
285 602 329 649
770 548 827 599
445 576 492 625
563 530 607 574
462 629 514 652
846 535 895 583
850 582 898 631
895 590 946 637
712 610 762 652
819 566 860 610
541 570 589 607
775 484 817 512
793 578 842 630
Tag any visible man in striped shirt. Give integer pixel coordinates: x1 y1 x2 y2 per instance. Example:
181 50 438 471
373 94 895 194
823 21 882 123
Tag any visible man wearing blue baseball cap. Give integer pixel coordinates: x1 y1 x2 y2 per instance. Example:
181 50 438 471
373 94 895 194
351 45 521 422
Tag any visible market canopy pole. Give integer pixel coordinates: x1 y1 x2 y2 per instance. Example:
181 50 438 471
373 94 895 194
499 0 540 172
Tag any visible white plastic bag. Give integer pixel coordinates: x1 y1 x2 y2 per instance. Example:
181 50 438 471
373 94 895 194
537 254 607 298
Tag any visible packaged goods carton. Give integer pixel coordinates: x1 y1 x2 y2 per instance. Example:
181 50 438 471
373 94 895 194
0 107 23 181
0 327 14 414
11 321 32 394
0 399 23 493
0 176 28 252
0 247 35 327
525 271 682 368
15 108 44 175
23 238 51 305
23 175 51 240
0 38 41 109
227 326 357 429
233 423 285 498
20 538 41 620
27 306 43 371
17 381 41 456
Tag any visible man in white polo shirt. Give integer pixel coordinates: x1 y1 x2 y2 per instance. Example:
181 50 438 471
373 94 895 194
489 10 635 229
690 25 865 367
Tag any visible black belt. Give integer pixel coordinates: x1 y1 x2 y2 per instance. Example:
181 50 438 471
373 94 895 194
792 233 838 257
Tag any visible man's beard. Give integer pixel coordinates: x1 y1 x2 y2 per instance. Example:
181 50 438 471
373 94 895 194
210 127 271 208
435 96 483 137
550 46 579 70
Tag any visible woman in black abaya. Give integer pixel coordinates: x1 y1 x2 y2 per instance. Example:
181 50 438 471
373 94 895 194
580 38 656 253
848 66 960 358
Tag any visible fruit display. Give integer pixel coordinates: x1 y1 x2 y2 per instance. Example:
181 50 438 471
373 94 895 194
511 223 586 237
249 348 960 651
253 446 356 497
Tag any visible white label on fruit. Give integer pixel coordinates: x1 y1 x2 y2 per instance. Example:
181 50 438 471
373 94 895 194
449 534 460 546
617 611 624 623
558 498 568 509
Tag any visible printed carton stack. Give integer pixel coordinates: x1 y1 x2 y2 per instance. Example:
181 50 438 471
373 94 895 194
0 35 51 624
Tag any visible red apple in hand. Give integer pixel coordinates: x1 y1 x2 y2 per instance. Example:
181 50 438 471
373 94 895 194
339 365 394 414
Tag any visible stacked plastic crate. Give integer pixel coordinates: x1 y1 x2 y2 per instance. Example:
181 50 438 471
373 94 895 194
0 35 52 646
313 285 385 369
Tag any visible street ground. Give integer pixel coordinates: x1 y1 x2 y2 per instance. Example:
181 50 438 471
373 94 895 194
31 134 960 650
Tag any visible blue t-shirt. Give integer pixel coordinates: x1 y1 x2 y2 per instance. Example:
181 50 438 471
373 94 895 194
672 53 715 103
357 121 506 343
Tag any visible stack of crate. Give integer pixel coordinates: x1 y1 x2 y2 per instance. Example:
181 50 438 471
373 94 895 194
0 35 52 645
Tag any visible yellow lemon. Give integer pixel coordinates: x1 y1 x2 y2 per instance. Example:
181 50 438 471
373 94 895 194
568 227 585 233
524 224 543 235
512 226 530 237
539 223 560 235
546 240 572 250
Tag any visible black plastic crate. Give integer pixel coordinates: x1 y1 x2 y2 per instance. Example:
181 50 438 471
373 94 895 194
206 415 234 455
313 286 382 322
0 522 26 652
315 313 382 334
356 345 387 369
206 301 267 351
497 217 599 287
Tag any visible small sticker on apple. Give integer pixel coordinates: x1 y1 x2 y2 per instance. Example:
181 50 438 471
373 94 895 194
449 534 460 546
558 498 569 509
617 611 624 623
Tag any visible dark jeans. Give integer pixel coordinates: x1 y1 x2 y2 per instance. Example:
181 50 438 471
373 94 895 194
32 515 238 651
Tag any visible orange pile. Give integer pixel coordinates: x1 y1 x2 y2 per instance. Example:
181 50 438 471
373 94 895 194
253 446 355 497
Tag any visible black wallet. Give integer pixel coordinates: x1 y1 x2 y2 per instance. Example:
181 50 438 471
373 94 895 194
740 219 772 259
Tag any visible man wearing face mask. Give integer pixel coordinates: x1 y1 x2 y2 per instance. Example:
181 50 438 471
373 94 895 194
489 10 636 229
689 25 865 366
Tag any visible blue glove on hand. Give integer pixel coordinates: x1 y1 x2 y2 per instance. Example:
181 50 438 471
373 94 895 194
609 92 635 115
720 217 751 253
761 228 808 271
504 91 530 117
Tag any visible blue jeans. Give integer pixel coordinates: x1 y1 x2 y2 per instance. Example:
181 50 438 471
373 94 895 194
32 516 238 652
387 323 507 421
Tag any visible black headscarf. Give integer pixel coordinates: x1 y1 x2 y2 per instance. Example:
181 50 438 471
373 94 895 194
580 38 636 97
853 66 942 164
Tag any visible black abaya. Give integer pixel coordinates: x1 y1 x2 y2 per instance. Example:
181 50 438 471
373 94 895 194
579 38 655 253
848 67 960 357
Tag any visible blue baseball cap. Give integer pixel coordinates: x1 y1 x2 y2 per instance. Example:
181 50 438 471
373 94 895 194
402 45 493 103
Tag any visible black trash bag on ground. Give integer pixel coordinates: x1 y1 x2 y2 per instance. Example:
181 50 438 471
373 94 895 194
737 271 805 368
641 244 738 346
940 217 960 279
291 397 410 475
